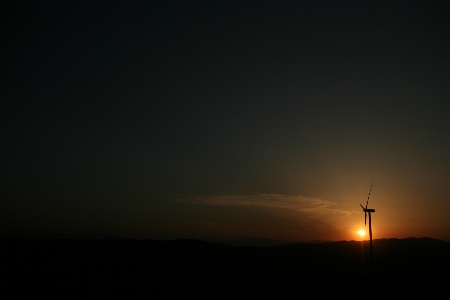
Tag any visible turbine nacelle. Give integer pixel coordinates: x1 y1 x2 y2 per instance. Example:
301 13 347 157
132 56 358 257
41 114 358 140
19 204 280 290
360 204 375 213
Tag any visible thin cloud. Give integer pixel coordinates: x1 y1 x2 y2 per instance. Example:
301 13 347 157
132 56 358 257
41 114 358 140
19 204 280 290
174 194 355 219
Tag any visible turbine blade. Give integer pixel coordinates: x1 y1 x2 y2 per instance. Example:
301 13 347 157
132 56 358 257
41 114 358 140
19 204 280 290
365 213 367 225
360 203 365 210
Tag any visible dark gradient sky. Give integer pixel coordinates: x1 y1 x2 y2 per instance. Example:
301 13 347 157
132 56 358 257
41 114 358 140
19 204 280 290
2 1 449 241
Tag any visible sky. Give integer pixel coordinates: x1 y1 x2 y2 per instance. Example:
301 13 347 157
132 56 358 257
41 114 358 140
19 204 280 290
1 1 449 241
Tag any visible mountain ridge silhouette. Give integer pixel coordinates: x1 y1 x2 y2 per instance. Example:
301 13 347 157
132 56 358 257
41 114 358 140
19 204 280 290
2 237 448 298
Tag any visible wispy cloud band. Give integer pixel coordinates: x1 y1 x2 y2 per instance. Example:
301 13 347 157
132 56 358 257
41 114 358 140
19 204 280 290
174 194 354 219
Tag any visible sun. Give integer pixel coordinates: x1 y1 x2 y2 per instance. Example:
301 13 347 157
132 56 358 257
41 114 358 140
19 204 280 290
359 230 365 237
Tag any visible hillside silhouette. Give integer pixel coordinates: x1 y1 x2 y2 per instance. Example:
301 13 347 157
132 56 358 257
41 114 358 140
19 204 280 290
2 237 448 298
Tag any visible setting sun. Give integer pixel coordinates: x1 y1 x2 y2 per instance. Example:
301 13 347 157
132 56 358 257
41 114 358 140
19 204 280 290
359 230 365 237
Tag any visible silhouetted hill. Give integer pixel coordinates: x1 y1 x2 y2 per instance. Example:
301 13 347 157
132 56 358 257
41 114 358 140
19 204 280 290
208 238 335 247
308 239 333 244
1 237 448 298
208 238 298 247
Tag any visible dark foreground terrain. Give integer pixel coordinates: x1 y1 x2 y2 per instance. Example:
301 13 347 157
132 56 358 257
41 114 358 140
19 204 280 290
1 237 449 299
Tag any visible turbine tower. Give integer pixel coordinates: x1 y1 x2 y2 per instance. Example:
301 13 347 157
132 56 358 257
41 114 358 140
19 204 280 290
360 183 375 259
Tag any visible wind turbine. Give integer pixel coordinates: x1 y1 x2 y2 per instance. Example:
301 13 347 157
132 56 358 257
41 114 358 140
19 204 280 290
360 183 375 259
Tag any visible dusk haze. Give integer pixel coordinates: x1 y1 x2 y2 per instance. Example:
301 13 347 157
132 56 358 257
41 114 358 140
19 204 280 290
2 1 449 243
